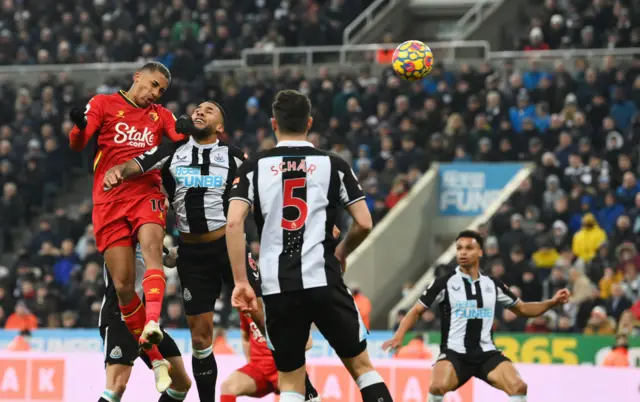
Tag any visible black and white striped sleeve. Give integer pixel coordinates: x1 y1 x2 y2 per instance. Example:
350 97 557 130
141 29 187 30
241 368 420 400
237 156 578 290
418 276 448 309
492 277 520 308
229 157 256 205
133 141 183 172
333 156 365 207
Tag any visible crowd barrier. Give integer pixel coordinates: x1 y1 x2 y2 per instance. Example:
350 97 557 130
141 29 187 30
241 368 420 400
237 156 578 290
0 353 636 401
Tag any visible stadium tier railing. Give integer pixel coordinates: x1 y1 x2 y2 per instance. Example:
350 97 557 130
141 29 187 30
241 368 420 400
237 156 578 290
3 46 640 85
235 41 491 68
439 0 505 40
386 163 535 328
342 0 403 44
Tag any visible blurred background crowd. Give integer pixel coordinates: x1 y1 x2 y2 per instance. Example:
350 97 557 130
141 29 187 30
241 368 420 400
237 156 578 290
0 0 639 340
519 0 640 51
0 0 367 66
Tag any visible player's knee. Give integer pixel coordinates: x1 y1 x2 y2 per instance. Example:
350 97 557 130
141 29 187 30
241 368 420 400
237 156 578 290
191 331 213 350
429 380 451 396
220 378 238 395
505 379 527 396
139 239 163 258
113 279 135 302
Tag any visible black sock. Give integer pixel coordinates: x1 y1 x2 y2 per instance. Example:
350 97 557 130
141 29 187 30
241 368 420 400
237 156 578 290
98 399 110 402
192 350 218 402
361 382 393 402
304 373 319 400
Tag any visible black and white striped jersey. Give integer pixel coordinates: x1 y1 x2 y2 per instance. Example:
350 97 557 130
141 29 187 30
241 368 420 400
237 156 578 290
133 137 246 234
229 140 365 296
420 266 520 355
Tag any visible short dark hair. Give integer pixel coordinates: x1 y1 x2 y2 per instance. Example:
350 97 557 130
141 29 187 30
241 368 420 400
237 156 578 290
140 61 171 82
456 230 484 249
272 90 311 134
205 100 227 125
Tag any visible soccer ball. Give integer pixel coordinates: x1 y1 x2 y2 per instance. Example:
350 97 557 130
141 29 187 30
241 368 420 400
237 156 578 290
391 40 434 81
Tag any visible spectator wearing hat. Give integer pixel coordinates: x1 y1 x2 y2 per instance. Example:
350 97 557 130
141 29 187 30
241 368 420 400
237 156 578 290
584 306 616 335
572 213 607 262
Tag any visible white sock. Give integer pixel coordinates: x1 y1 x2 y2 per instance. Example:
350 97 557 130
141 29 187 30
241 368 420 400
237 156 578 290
356 371 384 389
428 394 444 402
167 388 188 401
509 397 527 402
280 391 305 402
192 345 212 359
101 390 121 402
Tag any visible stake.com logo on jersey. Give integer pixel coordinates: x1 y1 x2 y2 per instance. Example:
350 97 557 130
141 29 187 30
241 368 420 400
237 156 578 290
113 122 155 148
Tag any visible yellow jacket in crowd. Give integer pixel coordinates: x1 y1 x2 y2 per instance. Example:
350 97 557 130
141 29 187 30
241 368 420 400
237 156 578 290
572 213 607 262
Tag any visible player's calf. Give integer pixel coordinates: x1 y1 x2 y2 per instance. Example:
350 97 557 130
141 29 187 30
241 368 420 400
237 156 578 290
188 313 217 402
139 224 168 336
342 350 392 402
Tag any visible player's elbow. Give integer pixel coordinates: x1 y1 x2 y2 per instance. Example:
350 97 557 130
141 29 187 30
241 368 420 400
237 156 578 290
226 216 244 233
354 217 373 233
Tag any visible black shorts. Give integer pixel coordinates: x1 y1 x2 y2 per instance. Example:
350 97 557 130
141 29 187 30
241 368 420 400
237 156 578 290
177 236 261 316
262 282 368 372
99 319 181 368
438 349 510 386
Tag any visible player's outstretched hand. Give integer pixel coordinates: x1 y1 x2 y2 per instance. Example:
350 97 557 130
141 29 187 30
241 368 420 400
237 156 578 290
175 115 195 135
232 282 258 313
103 164 125 190
382 335 402 353
69 107 87 129
553 288 571 305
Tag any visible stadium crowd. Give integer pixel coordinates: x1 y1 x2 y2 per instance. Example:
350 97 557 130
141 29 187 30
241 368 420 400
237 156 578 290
520 0 640 51
0 41 640 338
0 0 366 66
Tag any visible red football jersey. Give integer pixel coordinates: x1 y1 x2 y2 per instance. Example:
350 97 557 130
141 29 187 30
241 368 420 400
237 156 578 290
69 90 185 205
240 314 276 369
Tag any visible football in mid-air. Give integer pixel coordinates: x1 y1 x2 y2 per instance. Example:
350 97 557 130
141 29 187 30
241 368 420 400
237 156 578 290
391 40 434 81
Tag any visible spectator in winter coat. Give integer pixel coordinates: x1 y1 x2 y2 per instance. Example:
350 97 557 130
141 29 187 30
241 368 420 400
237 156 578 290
597 192 625 234
572 213 607 262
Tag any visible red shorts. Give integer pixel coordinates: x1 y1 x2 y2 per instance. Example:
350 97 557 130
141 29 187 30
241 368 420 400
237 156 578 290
93 193 167 253
237 362 279 397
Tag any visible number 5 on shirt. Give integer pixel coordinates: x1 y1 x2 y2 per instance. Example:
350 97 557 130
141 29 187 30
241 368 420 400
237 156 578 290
282 178 307 230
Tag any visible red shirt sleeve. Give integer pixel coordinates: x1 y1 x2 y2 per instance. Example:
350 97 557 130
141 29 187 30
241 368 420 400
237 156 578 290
240 313 249 333
160 107 187 142
69 95 105 152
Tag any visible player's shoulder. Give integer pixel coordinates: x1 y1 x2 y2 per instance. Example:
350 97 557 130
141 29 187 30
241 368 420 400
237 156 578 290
152 103 177 119
88 93 111 105
219 141 247 160
431 270 457 287
324 151 352 170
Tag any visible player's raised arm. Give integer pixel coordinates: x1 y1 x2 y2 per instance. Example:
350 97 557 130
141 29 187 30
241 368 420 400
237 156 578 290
68 96 105 151
383 276 447 352
508 287 571 317
103 141 181 190
160 108 190 142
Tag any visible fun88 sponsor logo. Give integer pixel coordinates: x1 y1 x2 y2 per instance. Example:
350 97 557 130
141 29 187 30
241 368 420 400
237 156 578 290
454 300 493 319
175 167 225 188
114 122 155 148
